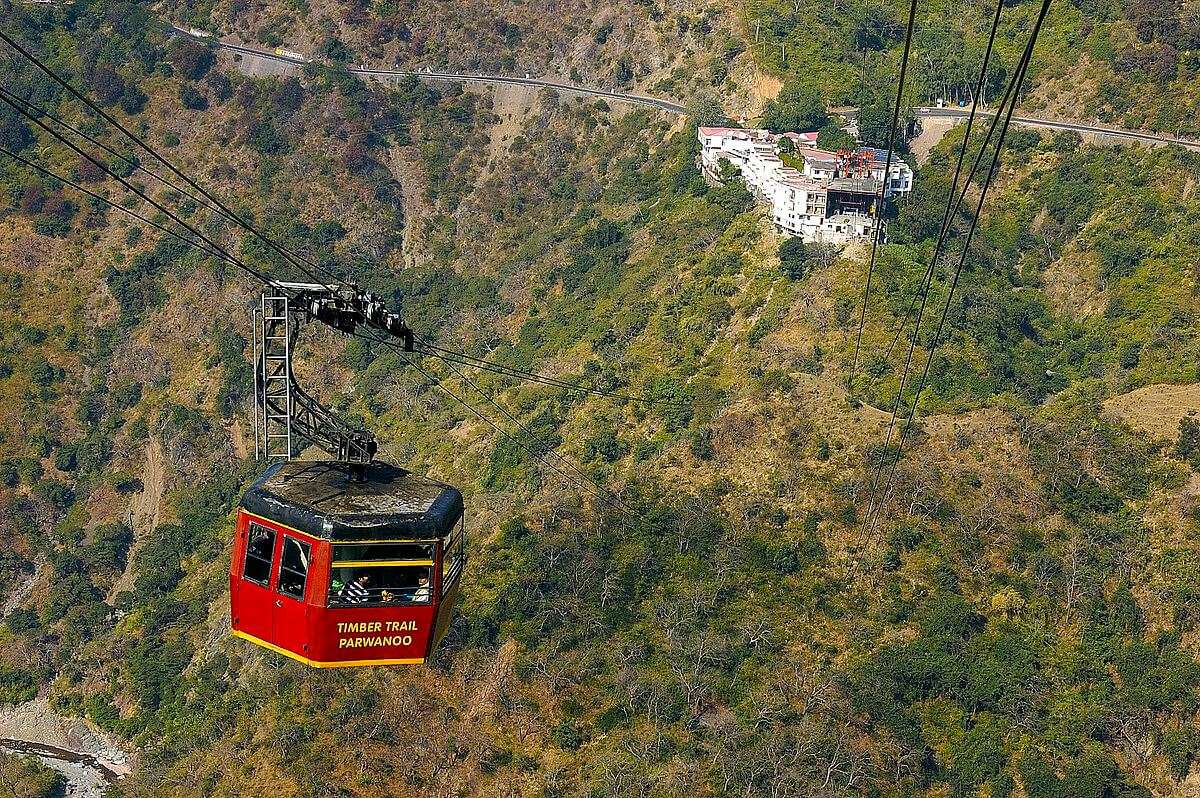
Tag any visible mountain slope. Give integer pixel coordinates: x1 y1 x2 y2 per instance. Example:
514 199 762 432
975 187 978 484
0 3 1198 798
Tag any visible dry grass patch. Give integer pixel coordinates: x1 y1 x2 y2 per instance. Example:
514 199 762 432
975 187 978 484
1103 382 1200 442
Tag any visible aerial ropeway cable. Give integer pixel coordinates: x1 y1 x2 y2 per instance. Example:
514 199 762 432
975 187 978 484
0 144 242 267
0 87 342 289
850 0 920 381
354 329 633 516
861 0 1008 520
871 0 1006 381
863 0 1055 534
410 334 633 514
0 90 259 243
0 81 681 506
0 73 628 507
0 28 341 292
0 34 700 411
413 339 717 408
0 88 280 287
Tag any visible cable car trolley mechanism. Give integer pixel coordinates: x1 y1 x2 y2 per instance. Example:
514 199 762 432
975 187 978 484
230 282 465 667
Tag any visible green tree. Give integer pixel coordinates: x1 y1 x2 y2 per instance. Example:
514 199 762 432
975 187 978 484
0 107 33 152
761 81 828 133
615 56 634 85
856 100 905 150
779 237 808 279
816 121 856 150
167 39 214 80
53 445 77 472
853 5 901 51
0 751 64 797
180 83 208 111
688 93 726 126
90 64 127 105
84 523 135 572
320 36 353 62
1175 417 1200 468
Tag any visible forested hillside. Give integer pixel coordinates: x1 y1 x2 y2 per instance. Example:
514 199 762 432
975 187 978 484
0 1 1198 797
743 0 1200 135
158 0 1200 137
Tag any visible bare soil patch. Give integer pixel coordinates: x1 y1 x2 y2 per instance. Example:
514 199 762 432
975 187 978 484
386 146 433 269
910 115 957 163
482 82 536 164
108 439 166 600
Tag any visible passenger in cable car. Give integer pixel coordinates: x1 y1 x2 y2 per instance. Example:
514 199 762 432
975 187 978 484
338 574 371 604
329 564 432 606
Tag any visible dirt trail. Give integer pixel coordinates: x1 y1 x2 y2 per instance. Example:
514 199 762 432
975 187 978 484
3 557 45 617
230 421 249 459
109 439 166 600
386 147 431 269
484 82 536 164
740 283 776 334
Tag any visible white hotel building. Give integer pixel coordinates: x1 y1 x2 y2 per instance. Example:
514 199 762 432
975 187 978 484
697 127 914 246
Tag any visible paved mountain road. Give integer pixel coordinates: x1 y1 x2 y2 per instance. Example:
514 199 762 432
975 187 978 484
914 106 1200 152
176 26 1199 151
173 27 687 114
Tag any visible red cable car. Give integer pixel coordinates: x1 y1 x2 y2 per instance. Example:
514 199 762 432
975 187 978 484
230 460 465 667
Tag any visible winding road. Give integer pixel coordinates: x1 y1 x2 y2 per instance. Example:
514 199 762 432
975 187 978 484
172 26 687 114
354 67 687 114
914 107 1200 152
175 26 1200 152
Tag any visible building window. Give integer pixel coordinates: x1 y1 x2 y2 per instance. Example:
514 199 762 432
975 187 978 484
277 536 312 600
242 523 276 586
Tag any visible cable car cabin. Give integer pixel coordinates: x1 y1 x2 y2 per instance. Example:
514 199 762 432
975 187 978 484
230 461 465 667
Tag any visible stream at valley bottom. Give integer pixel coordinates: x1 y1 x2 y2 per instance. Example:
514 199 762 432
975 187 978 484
0 738 126 795
0 697 132 797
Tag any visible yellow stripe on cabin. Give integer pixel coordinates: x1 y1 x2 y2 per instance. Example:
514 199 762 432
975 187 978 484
330 559 435 568
232 630 425 668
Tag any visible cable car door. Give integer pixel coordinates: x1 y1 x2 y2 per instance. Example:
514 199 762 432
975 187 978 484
273 535 313 656
237 520 279 642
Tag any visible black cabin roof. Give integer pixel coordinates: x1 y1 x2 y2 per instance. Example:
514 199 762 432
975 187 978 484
240 461 463 541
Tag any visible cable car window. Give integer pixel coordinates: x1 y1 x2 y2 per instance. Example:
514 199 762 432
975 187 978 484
328 565 432 607
242 523 276 586
277 536 312 600
442 521 465 597
331 542 434 563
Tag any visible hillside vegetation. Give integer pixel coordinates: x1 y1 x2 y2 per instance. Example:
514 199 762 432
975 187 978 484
741 0 1200 134
162 0 1200 137
0 3 1198 798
